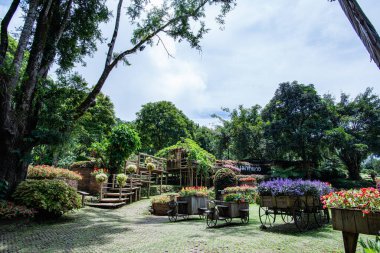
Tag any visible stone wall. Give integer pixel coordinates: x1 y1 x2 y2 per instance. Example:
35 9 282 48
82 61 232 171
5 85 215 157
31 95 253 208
70 161 100 195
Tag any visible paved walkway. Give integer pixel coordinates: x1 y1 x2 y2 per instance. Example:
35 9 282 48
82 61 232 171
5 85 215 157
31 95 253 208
0 199 352 253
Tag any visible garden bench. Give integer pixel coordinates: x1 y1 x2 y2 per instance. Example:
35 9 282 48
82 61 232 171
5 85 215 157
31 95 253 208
77 191 89 207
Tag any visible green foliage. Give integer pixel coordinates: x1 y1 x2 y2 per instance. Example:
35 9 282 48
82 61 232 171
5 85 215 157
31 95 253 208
262 81 332 175
330 178 375 189
116 174 128 187
359 236 380 253
13 180 81 218
325 88 380 179
156 138 215 175
141 186 159 197
136 101 196 153
126 164 137 174
214 168 237 198
194 126 218 155
224 193 247 203
146 163 156 172
107 124 141 173
0 180 9 200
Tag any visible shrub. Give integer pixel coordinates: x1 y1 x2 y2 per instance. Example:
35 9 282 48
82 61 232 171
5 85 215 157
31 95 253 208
224 185 257 204
116 174 128 187
13 180 81 218
95 173 108 184
359 236 380 253
126 164 137 174
28 165 82 181
141 186 159 196
0 200 36 220
214 168 237 199
330 178 375 189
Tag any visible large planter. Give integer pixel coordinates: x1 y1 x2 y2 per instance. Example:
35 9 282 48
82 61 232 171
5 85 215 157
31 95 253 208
331 208 380 253
331 208 380 235
215 201 249 218
260 195 319 209
152 203 170 216
177 196 208 215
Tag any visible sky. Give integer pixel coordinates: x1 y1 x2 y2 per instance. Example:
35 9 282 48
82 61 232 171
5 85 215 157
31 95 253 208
1 0 380 127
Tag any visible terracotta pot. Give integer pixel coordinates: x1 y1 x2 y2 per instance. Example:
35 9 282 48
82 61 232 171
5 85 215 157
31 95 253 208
152 203 170 216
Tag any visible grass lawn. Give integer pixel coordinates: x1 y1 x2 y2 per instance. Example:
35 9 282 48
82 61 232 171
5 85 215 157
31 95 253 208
0 199 374 252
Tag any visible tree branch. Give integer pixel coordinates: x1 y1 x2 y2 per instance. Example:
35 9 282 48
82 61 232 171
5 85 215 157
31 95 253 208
0 0 20 66
156 35 175 58
105 0 123 67
74 0 210 120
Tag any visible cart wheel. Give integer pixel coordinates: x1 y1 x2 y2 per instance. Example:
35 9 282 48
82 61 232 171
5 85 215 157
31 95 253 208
241 214 249 224
259 206 276 227
168 212 177 222
224 217 232 223
314 209 330 226
293 199 309 232
281 212 294 224
206 212 217 228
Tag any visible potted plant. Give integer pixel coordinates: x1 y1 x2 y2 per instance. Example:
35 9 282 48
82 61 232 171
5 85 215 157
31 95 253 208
116 174 128 200
126 164 137 174
95 172 108 200
322 187 380 253
257 178 333 209
151 195 174 216
222 193 249 217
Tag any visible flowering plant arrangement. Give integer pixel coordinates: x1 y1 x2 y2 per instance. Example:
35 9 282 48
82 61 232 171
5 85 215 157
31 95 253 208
28 165 82 181
179 186 209 197
91 168 109 176
224 185 256 193
239 177 256 182
224 193 247 203
95 173 108 184
151 195 174 204
321 187 380 215
258 178 333 197
0 200 36 220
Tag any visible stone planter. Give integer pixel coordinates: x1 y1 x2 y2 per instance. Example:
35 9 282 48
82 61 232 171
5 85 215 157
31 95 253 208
177 196 208 215
331 208 380 253
152 203 170 216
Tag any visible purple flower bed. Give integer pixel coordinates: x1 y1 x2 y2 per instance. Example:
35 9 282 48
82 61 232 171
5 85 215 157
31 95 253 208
258 178 333 197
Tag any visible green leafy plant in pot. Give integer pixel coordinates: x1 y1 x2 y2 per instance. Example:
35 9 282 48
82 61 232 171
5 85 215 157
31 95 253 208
126 164 137 174
95 173 108 200
116 174 128 200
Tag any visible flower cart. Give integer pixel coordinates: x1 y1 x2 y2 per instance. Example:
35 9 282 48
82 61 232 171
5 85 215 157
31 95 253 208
167 187 209 222
205 198 249 228
257 179 332 232
322 188 380 253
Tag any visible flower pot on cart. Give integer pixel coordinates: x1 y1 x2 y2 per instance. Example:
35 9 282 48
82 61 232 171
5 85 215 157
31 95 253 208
331 208 380 253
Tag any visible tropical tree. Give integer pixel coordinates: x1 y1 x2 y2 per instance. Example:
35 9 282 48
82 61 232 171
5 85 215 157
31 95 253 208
0 0 236 190
262 81 332 178
325 88 380 179
194 126 217 155
135 101 196 153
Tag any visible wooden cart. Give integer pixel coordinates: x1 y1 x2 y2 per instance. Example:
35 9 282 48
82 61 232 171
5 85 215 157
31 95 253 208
258 195 329 231
167 196 208 222
205 200 249 228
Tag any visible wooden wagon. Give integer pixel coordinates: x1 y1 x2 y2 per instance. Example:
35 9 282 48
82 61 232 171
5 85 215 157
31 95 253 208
167 196 208 222
205 200 249 228
258 195 329 231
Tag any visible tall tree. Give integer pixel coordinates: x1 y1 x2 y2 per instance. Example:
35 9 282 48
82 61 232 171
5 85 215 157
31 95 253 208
135 101 195 153
0 0 236 190
326 88 380 179
262 81 332 178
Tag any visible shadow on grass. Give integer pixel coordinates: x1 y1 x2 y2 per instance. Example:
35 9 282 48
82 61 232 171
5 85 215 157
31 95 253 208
0 207 134 252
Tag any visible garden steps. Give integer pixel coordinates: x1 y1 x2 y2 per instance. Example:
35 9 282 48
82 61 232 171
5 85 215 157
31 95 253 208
100 197 128 203
103 192 134 197
86 202 125 208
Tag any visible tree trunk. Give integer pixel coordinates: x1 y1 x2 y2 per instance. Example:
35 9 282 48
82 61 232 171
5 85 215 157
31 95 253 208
0 144 30 194
345 161 361 180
